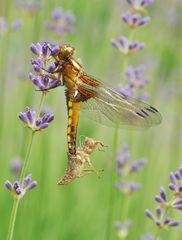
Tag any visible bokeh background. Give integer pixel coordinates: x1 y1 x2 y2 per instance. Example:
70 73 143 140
0 0 182 239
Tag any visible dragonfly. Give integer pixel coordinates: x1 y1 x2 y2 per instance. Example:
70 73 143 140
47 44 162 156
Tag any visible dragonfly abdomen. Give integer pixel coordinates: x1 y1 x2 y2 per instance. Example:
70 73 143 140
67 99 81 155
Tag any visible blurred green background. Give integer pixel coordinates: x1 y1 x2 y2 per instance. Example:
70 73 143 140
0 0 182 239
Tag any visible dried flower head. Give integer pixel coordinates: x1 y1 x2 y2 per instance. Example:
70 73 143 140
5 174 37 199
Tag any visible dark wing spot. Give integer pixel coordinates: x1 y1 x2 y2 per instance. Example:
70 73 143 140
145 106 158 114
136 112 146 119
141 109 149 116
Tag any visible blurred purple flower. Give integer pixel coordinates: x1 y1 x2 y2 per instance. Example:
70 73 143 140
140 234 154 240
111 36 145 55
127 0 154 13
116 144 147 176
18 106 54 131
0 17 6 34
116 65 150 100
16 1 42 14
115 220 132 239
45 7 76 37
122 12 150 28
5 174 37 199
10 19 23 31
10 158 23 177
115 181 141 194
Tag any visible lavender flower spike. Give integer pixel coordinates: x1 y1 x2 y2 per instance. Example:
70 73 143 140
45 7 75 36
19 107 54 131
122 12 150 28
111 36 145 56
5 174 37 199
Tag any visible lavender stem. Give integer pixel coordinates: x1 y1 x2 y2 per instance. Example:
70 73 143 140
6 198 20 240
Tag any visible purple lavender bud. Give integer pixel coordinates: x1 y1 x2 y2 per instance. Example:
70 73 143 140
5 180 13 191
40 123 49 129
49 80 61 89
155 195 164 203
164 217 171 225
179 186 182 192
111 39 120 49
18 112 27 123
175 171 181 180
35 119 42 127
168 221 180 227
160 187 167 201
175 205 182 211
169 183 176 191
155 221 161 227
22 174 32 188
14 180 20 190
52 46 60 55
47 114 54 123
119 36 128 48
26 108 33 125
26 181 37 191
42 75 49 88
48 63 57 72
15 187 22 195
32 64 42 73
169 172 176 184
173 198 182 205
156 207 162 219
30 43 41 55
145 209 154 220
42 43 48 57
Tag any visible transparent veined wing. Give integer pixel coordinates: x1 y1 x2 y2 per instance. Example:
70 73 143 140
77 80 162 128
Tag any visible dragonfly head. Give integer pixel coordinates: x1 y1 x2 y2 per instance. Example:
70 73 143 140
58 44 75 60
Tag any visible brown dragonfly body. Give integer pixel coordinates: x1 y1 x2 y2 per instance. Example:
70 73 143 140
49 44 162 156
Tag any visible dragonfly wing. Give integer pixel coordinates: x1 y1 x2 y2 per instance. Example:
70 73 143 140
79 83 162 128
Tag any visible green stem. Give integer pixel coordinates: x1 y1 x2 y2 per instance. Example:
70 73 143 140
154 228 161 240
19 130 35 183
6 198 20 240
105 126 119 240
37 92 46 118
